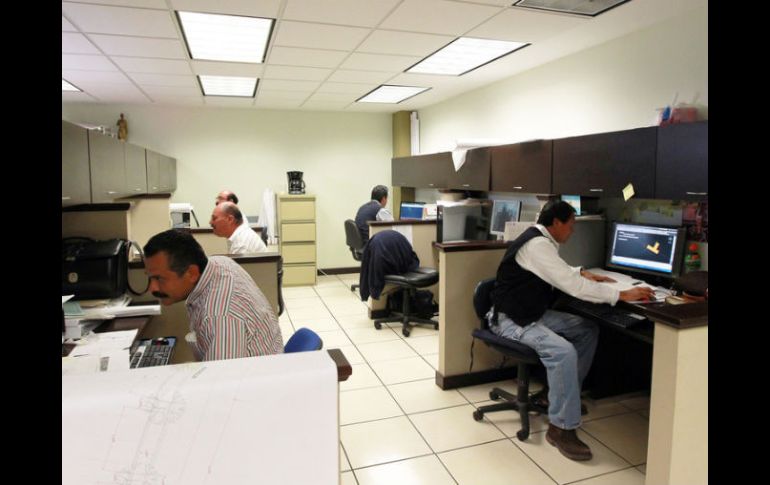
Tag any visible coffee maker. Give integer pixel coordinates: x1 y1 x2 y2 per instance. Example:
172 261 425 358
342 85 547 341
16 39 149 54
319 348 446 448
287 171 305 194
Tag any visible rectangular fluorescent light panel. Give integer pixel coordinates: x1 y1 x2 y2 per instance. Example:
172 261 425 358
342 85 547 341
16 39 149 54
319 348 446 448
407 37 528 76
199 75 257 97
357 85 429 104
514 0 631 17
177 11 273 63
62 79 80 92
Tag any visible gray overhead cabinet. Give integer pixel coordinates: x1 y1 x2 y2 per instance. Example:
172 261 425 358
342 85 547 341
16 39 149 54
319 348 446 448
146 150 177 194
88 129 127 203
490 140 553 194
655 120 708 201
61 120 92 206
124 143 148 196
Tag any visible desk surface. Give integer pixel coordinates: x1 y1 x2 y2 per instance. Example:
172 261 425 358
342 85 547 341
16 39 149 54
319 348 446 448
369 219 437 226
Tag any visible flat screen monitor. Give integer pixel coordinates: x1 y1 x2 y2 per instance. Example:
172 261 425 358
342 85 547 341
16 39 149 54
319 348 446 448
605 222 686 279
489 200 522 236
400 202 425 220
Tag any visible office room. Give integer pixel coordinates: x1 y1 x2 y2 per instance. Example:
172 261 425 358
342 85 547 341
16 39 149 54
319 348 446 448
61 1 707 484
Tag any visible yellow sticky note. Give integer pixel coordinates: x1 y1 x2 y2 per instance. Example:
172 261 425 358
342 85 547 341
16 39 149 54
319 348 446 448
622 183 635 201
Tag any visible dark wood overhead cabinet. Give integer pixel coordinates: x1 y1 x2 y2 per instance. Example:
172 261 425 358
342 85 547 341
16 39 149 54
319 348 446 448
490 140 553 194
392 152 453 189
655 121 708 200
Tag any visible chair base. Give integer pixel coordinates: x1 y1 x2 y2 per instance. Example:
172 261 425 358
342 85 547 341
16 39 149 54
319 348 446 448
374 312 438 337
351 283 360 292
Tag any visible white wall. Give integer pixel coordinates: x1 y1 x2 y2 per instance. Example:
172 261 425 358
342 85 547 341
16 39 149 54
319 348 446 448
61 105 392 268
418 4 708 153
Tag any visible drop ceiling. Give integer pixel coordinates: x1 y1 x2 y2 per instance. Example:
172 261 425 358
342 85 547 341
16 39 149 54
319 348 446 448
61 0 704 112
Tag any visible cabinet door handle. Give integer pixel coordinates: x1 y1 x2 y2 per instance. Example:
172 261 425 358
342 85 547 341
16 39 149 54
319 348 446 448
134 188 143 192
462 184 470 188
513 186 523 190
152 186 158 190
62 196 71 201
428 183 435 187
686 192 707 196
589 188 604 192
107 191 117 195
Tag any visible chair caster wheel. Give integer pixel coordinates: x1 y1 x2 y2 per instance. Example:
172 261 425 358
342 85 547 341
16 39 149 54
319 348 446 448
472 410 484 421
374 322 382 330
516 430 529 441
489 390 500 400
402 327 410 337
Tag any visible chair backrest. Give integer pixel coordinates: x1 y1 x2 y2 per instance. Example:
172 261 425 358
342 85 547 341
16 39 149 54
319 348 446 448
473 278 497 327
284 327 323 353
277 256 285 316
344 219 365 260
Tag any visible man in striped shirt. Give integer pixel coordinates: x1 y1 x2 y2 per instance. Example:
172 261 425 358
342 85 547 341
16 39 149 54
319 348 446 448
144 229 283 361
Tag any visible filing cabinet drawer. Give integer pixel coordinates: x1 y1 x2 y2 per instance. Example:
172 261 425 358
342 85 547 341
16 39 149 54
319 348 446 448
281 223 315 242
279 200 315 221
282 243 316 264
283 264 317 286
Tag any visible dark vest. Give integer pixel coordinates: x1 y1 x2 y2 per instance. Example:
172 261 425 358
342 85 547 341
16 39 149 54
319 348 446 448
355 200 381 243
492 226 556 325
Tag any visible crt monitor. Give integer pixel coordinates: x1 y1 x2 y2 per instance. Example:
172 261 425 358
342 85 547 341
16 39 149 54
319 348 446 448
489 200 522 237
400 202 425 220
605 222 686 279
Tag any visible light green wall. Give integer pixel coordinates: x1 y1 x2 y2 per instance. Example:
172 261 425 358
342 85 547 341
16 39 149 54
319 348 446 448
418 4 708 152
61 104 392 268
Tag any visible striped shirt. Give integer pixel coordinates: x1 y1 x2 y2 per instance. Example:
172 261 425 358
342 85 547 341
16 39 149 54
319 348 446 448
186 256 283 361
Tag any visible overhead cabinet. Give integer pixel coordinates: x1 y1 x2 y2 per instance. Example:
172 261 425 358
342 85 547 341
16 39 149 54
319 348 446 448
553 127 657 198
490 140 552 194
655 121 708 200
392 152 453 189
61 121 92 206
124 143 148 196
146 150 177 194
88 130 127 203
447 147 490 191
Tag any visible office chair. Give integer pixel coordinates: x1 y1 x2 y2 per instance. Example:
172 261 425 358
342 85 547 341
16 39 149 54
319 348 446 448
470 277 547 441
374 268 439 337
277 256 285 316
284 327 323 353
344 219 365 292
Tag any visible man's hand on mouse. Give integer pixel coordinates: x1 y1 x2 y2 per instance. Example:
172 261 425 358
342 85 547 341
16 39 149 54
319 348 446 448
619 286 656 302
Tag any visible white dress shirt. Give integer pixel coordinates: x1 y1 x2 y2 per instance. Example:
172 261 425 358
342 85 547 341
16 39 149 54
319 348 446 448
376 206 394 221
516 224 620 305
228 222 267 254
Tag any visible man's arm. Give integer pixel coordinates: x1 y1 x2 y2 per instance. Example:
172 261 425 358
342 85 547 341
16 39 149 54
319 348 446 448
376 207 394 221
197 315 249 361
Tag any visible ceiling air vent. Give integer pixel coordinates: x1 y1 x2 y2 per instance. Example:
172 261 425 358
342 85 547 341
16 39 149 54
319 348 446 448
513 0 631 17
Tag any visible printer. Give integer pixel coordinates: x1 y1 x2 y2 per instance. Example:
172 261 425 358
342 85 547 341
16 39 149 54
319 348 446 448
170 202 194 228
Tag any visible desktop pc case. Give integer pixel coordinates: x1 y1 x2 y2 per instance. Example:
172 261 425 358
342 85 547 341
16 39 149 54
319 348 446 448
62 238 128 300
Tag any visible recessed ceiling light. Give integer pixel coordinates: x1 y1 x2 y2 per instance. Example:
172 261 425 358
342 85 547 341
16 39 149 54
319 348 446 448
356 85 430 104
406 37 528 76
513 0 631 17
177 11 274 63
62 79 81 92
199 75 258 97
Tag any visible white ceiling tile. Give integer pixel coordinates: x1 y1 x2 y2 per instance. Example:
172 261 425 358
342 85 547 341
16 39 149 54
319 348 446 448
170 0 282 18
316 82 375 95
453 0 512 5
283 0 400 27
267 46 348 68
257 90 312 101
301 100 351 110
260 79 321 91
307 92 357 102
357 30 454 56
255 99 303 109
65 0 167 8
263 65 331 81
61 3 177 37
62 33 101 54
88 35 187 59
62 70 133 85
468 8 588 42
203 97 257 107
340 52 422 72
129 73 198 87
62 91 97 102
388 72 457 87
77 83 151 102
152 97 205 107
142 85 202 97
62 54 118 71
62 16 78 32
190 61 264 77
326 69 394 84
380 0 502 35
113 57 192 74
274 22 370 51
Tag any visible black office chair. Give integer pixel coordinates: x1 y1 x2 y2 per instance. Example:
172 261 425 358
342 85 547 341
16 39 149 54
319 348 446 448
470 277 547 441
374 268 439 337
277 256 285 316
344 219 365 292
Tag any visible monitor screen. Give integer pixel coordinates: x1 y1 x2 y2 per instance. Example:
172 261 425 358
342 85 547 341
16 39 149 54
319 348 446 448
400 202 425 220
606 222 686 278
489 200 522 236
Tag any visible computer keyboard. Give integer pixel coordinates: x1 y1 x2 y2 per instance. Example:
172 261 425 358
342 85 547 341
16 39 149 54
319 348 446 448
130 337 176 368
561 298 648 329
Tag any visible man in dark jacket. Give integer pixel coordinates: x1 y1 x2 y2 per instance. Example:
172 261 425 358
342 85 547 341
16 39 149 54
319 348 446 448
354 185 394 243
359 230 418 301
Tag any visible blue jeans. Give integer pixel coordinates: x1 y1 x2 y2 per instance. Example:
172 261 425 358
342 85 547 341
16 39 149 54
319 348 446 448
488 308 599 430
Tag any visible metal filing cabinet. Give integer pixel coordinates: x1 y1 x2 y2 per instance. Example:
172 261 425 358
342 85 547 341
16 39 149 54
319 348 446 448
277 194 317 286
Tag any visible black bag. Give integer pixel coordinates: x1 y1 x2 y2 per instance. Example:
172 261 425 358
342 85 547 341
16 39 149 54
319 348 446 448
387 289 436 318
62 238 129 299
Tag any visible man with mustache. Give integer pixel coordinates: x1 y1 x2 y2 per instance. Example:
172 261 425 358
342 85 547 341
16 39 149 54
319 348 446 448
144 229 283 361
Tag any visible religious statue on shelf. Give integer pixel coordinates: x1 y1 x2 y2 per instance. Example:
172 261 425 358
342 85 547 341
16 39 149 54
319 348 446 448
116 113 128 141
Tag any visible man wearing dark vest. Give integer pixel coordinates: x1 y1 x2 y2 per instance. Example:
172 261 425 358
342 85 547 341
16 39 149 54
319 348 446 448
490 201 654 461
355 185 394 243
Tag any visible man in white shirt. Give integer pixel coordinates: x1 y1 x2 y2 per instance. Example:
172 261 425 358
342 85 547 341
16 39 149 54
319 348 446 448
490 200 653 461
210 202 267 254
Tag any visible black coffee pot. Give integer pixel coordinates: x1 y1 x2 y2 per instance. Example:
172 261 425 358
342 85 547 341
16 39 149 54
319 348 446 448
287 171 305 194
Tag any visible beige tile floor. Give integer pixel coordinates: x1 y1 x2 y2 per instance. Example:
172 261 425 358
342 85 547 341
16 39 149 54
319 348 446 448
283 274 651 485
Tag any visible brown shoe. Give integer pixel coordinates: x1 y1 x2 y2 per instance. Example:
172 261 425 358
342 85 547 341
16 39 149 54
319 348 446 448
531 388 588 416
545 424 593 461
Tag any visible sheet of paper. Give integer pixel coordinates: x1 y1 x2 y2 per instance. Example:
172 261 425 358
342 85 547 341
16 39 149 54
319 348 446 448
585 267 672 302
504 221 535 241
62 295 74 304
622 183 635 201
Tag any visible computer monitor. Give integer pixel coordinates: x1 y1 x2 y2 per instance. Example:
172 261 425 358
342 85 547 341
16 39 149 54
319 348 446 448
605 222 686 279
489 200 522 237
400 202 425 220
